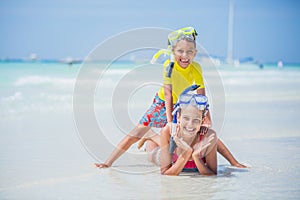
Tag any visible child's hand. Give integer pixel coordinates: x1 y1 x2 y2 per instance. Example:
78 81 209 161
199 126 209 135
173 132 192 151
192 133 215 158
200 116 211 135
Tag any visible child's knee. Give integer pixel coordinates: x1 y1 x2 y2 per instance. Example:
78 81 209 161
146 141 158 152
147 147 160 165
161 126 170 138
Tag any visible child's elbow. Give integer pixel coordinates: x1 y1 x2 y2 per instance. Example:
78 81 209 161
160 168 179 176
160 169 167 175
160 168 170 175
202 170 217 176
161 171 178 176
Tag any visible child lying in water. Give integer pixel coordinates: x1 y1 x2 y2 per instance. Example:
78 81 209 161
144 94 217 175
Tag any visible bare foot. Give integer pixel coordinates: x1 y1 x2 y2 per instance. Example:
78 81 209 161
94 163 109 168
137 137 148 149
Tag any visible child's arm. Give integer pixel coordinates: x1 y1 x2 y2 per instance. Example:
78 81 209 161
196 88 212 134
160 127 192 176
164 84 173 124
217 139 247 168
196 87 246 168
161 134 193 176
163 149 192 176
192 146 217 175
160 126 173 174
192 131 218 175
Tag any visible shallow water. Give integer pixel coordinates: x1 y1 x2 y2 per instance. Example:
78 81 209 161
1 61 300 199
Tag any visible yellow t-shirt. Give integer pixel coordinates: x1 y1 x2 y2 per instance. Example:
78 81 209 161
157 61 205 104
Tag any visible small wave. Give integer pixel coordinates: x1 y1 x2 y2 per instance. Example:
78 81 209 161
1 92 23 102
0 172 94 191
0 92 73 117
104 69 131 75
14 76 75 86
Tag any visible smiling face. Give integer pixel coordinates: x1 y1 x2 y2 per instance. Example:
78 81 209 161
178 105 203 139
172 39 197 68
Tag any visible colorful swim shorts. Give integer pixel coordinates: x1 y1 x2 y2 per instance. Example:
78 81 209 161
139 93 167 128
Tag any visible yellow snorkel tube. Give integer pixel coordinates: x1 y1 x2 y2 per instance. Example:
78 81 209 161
150 48 171 67
150 46 173 77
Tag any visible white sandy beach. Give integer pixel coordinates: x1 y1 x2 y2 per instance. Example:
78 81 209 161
1 62 300 199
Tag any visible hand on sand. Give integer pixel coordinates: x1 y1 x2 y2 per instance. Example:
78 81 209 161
232 162 248 168
94 163 109 168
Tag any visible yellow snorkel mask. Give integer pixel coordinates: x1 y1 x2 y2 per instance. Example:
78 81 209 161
151 26 198 68
167 26 198 47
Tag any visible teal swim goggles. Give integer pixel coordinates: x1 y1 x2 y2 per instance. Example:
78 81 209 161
179 93 208 110
171 85 208 117
170 85 209 139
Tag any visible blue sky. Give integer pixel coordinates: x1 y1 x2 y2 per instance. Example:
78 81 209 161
1 0 300 63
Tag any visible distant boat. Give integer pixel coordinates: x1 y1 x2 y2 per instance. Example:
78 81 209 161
277 60 283 68
59 57 82 65
21 53 39 62
29 53 38 61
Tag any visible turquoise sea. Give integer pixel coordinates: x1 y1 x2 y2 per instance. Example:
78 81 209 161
1 60 300 199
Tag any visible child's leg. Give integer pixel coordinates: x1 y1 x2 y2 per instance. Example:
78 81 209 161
137 129 161 150
217 139 247 168
96 125 152 168
147 147 160 166
159 125 173 173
